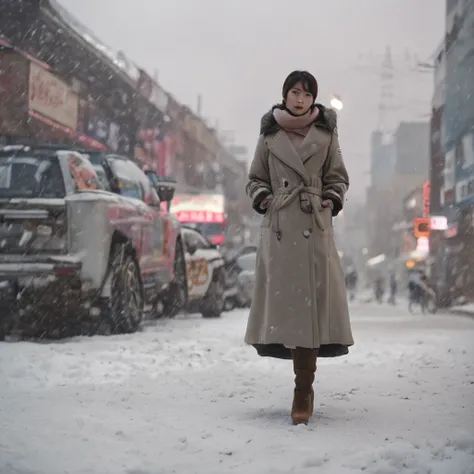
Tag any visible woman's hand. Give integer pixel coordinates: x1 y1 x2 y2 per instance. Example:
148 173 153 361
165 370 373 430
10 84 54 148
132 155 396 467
321 199 334 210
260 194 274 211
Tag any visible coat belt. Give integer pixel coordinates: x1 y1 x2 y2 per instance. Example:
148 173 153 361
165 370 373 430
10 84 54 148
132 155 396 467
271 184 324 239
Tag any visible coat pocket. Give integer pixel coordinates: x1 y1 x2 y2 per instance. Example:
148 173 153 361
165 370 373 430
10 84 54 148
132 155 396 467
315 206 333 233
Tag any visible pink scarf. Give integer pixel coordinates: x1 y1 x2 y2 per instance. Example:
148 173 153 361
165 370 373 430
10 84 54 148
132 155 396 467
273 107 319 136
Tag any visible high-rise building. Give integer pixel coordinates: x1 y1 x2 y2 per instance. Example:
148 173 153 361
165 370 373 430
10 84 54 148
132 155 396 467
436 0 474 302
444 0 474 209
370 129 396 186
430 41 446 216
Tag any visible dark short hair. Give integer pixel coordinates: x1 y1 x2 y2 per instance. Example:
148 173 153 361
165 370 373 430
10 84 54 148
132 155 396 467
282 71 318 101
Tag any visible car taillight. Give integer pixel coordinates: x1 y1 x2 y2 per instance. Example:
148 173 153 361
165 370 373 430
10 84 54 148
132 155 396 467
211 234 225 245
55 266 76 277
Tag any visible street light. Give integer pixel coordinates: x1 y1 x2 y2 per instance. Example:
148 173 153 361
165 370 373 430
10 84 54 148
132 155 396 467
330 94 344 111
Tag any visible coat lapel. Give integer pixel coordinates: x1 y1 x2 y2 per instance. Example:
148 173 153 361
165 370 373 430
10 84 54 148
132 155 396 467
299 127 322 163
266 131 309 182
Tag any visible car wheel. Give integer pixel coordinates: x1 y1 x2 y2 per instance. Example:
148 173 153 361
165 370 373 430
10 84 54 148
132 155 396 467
161 239 188 318
201 272 225 319
0 302 15 340
0 311 8 341
108 245 144 334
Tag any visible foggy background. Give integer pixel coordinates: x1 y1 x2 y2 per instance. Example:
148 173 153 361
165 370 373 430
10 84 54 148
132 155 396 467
58 0 445 201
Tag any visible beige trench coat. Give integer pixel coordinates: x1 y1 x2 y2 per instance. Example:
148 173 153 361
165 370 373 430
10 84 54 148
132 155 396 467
245 106 354 359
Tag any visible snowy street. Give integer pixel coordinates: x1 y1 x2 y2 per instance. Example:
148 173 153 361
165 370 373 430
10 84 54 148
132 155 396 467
1 303 474 474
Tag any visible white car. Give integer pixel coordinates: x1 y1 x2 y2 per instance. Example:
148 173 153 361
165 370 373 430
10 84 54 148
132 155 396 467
181 226 226 318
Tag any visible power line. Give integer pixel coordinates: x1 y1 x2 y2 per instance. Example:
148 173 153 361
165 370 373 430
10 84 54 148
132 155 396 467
352 47 434 133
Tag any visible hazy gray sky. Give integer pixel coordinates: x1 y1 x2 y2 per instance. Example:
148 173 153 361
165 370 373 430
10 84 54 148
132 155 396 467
59 0 445 199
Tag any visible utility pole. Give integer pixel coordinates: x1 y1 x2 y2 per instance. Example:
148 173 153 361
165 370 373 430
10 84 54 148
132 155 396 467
353 47 433 133
377 46 396 133
197 94 202 117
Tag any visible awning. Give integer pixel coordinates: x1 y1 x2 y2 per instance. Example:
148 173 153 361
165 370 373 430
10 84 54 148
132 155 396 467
0 37 51 70
76 135 108 151
29 110 75 136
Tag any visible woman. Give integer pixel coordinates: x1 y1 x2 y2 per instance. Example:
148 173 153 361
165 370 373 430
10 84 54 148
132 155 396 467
245 70 354 425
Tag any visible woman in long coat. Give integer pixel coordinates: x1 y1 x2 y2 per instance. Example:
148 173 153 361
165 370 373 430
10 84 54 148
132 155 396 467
245 70 354 425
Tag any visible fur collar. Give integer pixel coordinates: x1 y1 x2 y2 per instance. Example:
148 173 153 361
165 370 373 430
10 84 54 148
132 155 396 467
259 104 337 136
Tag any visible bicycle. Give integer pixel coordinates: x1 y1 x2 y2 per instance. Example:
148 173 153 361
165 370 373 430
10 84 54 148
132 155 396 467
408 288 438 314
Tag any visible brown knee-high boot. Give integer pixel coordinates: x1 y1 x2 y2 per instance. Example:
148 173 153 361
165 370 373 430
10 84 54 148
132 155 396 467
290 347 318 425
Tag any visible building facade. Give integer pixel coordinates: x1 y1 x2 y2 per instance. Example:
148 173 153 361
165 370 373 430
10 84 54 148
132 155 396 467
435 0 474 301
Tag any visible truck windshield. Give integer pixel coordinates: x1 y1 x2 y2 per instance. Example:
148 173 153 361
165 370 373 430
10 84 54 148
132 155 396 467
0 154 65 198
90 164 111 191
81 151 105 166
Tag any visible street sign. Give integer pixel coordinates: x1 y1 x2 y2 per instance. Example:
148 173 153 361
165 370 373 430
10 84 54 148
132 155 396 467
413 217 430 238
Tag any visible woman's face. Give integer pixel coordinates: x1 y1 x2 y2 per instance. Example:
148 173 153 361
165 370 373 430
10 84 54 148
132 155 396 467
285 82 314 115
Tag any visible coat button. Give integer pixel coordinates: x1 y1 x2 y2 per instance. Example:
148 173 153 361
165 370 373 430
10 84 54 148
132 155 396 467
303 230 310 238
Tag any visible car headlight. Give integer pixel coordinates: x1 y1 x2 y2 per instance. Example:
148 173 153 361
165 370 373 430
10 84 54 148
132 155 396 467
30 225 67 251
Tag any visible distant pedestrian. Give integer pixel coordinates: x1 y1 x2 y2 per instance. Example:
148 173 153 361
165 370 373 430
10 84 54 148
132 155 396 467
374 275 385 303
388 272 397 305
345 266 358 301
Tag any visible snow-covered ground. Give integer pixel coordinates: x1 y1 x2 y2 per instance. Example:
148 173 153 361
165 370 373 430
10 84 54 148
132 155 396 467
449 302 474 316
1 302 474 474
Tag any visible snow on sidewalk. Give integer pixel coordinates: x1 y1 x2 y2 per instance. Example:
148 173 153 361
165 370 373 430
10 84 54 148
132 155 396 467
0 304 473 474
449 303 474 317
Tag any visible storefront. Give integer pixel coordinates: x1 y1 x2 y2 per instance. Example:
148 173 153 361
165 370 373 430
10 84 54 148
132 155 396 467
0 43 140 157
441 0 474 302
391 186 425 257
1 1 141 157
429 106 444 214
28 60 79 141
76 98 132 154
428 102 446 293
0 45 29 143
165 94 185 182
444 0 474 209
445 1 474 163
0 48 79 145
180 109 217 190
134 69 175 176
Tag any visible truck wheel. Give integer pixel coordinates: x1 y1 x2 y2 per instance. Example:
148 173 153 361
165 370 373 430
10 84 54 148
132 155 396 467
0 312 8 341
161 239 187 318
201 272 225 319
0 286 16 340
108 245 144 334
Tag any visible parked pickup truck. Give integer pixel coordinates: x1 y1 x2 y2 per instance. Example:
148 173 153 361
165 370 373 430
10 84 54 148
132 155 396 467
0 145 186 339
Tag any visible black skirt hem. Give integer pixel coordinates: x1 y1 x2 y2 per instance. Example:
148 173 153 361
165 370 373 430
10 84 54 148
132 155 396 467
253 343 350 360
